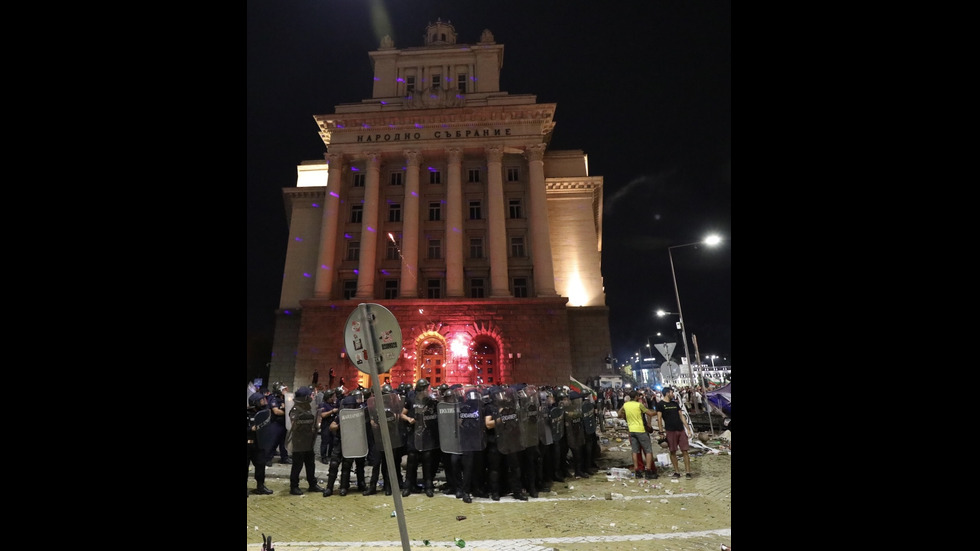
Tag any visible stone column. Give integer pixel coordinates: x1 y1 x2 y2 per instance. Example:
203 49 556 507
526 144 557 296
445 147 464 297
486 146 511 297
355 152 381 299
314 153 344 298
400 150 422 298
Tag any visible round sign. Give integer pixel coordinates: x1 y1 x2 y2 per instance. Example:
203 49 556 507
344 303 402 375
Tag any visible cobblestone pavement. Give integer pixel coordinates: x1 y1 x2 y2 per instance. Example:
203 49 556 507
247 432 732 551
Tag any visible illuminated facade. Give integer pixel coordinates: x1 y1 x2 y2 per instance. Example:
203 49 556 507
270 20 610 390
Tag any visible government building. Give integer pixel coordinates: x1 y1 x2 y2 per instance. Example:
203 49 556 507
269 20 611 391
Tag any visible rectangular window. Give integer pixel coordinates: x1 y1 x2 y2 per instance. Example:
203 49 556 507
470 238 483 259
506 167 519 182
343 280 357 299
429 202 442 221
350 205 363 223
384 280 398 300
427 279 441 299
389 202 401 222
386 238 400 260
389 172 403 186
347 241 360 261
509 199 522 219
470 278 485 298
510 237 525 257
467 169 480 183
429 170 442 184
457 74 467 92
428 239 441 260
469 200 482 220
353 173 365 187
432 74 441 90
406 76 415 95
513 277 528 298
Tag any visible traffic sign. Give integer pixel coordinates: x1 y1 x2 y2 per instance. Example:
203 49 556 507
344 303 402 375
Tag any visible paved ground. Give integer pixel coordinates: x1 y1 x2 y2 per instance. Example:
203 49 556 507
247 429 732 551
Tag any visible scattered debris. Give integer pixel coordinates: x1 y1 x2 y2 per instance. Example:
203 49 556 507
456 515 467 521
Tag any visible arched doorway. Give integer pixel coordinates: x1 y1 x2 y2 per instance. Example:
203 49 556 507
416 333 447 385
468 336 498 386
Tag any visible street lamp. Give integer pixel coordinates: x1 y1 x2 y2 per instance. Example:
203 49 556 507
666 234 722 433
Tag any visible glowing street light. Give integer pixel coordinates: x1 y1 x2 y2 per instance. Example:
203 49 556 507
664 234 723 433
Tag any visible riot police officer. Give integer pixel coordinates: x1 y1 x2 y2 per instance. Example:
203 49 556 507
485 385 528 501
564 390 590 478
364 383 405 496
399 381 420 496
537 388 559 491
318 387 340 463
581 390 601 475
247 392 274 496
286 386 325 494
324 391 368 497
515 383 543 498
406 378 440 497
266 383 292 465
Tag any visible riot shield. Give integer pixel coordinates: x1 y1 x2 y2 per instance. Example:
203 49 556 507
367 393 403 449
254 408 277 452
283 391 295 431
538 391 554 446
581 395 596 435
518 385 541 449
457 387 487 453
286 398 317 454
549 398 565 442
564 396 584 449
437 391 462 454
339 407 369 458
491 386 524 455
413 390 440 452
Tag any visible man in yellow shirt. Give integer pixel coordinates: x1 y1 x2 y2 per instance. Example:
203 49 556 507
617 390 658 479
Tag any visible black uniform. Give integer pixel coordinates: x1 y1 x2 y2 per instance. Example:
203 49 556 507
247 393 273 495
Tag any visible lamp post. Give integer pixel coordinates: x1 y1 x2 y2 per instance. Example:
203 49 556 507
666 234 722 433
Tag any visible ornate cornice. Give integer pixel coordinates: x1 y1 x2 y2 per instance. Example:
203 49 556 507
316 104 556 135
545 178 602 193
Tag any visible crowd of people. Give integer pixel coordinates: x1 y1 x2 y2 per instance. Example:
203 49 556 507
598 384 710 416
247 379 697 500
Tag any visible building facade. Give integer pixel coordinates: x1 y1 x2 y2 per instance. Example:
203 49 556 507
270 20 610 391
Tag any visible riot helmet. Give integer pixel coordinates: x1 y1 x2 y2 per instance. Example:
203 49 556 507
248 392 267 408
415 378 430 392
351 389 365 404
381 383 394 395
341 395 359 409
335 386 346 398
295 386 312 402
492 386 514 405
398 382 412 396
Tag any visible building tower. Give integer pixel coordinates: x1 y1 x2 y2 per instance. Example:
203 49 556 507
270 20 610 391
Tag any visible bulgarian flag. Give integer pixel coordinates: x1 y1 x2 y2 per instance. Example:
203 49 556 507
569 376 594 396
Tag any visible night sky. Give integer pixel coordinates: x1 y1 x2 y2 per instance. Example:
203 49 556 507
247 0 731 377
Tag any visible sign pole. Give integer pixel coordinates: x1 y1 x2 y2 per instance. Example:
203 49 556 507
357 303 411 551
